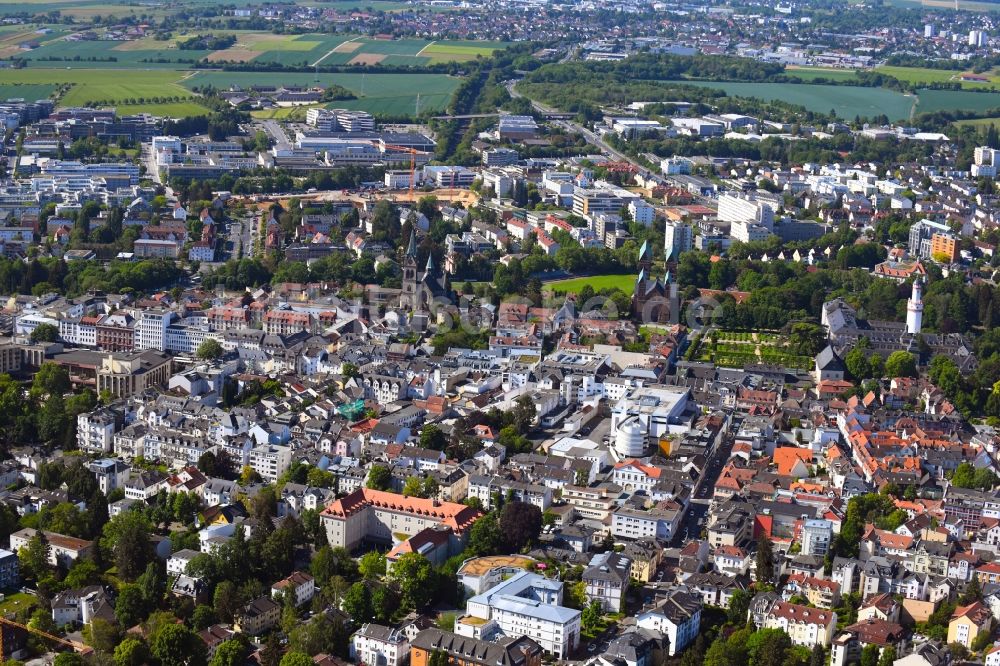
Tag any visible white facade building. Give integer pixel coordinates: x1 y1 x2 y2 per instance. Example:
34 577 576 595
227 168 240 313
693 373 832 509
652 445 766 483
351 624 410 666
459 570 581 659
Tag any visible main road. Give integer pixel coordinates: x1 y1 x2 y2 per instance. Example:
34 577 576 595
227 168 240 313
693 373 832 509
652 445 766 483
505 80 665 186
669 414 740 547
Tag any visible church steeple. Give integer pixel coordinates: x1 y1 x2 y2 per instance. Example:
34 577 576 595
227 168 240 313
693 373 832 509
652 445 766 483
406 227 418 259
422 252 436 282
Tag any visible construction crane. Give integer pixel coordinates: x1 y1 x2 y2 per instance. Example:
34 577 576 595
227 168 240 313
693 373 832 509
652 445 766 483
383 144 425 201
0 616 93 659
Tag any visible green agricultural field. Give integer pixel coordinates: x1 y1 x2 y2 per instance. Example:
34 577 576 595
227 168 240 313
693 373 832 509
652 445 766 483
420 40 501 64
784 67 860 83
880 0 1000 10
217 34 507 67
114 100 211 117
0 68 197 107
955 116 1000 128
916 88 1000 114
545 274 638 294
17 35 212 68
256 38 322 52
0 0 173 19
184 70 460 116
360 38 433 56
251 34 347 66
667 80 916 120
0 83 57 101
876 65 959 85
877 65 1000 90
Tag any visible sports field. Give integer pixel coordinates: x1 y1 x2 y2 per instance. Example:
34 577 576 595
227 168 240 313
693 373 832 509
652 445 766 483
545 274 638 294
184 71 461 116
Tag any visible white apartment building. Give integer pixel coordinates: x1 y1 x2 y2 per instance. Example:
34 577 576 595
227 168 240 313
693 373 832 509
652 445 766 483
759 601 837 648
271 571 316 608
801 519 834 556
718 193 775 228
165 321 218 355
77 409 118 453
628 200 655 226
351 624 409 666
612 459 663 493
660 157 692 175
467 475 552 511
88 458 129 495
664 220 693 261
10 528 92 567
248 444 292 483
167 549 200 577
731 220 775 244
60 318 97 347
636 589 702 656
611 505 681 542
584 552 631 613
459 570 581 659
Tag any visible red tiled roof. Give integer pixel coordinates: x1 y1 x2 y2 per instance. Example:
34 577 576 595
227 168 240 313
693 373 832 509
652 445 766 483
320 489 483 534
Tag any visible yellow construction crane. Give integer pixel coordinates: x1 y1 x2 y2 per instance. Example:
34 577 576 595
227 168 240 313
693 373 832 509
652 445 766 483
0 615 93 660
383 144 424 200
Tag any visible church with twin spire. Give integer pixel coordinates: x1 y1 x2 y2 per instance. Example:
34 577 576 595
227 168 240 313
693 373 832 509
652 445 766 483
632 240 679 323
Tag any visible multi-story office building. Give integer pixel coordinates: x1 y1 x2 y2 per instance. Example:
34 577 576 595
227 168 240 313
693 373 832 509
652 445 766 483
135 309 173 351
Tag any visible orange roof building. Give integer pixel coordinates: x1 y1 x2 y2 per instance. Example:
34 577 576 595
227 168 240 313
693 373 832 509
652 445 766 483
320 488 483 553
772 447 814 477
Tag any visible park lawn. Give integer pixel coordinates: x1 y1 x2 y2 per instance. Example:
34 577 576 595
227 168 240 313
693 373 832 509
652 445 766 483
0 592 39 617
545 274 637 294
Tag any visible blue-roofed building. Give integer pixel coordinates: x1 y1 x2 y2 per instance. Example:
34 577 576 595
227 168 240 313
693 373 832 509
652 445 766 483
456 570 581 659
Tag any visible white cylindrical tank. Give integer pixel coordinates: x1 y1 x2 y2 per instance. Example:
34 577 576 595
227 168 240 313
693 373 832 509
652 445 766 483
615 417 646 458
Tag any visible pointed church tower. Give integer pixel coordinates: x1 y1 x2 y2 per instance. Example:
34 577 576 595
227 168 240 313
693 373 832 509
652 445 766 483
423 251 435 279
402 228 418 309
